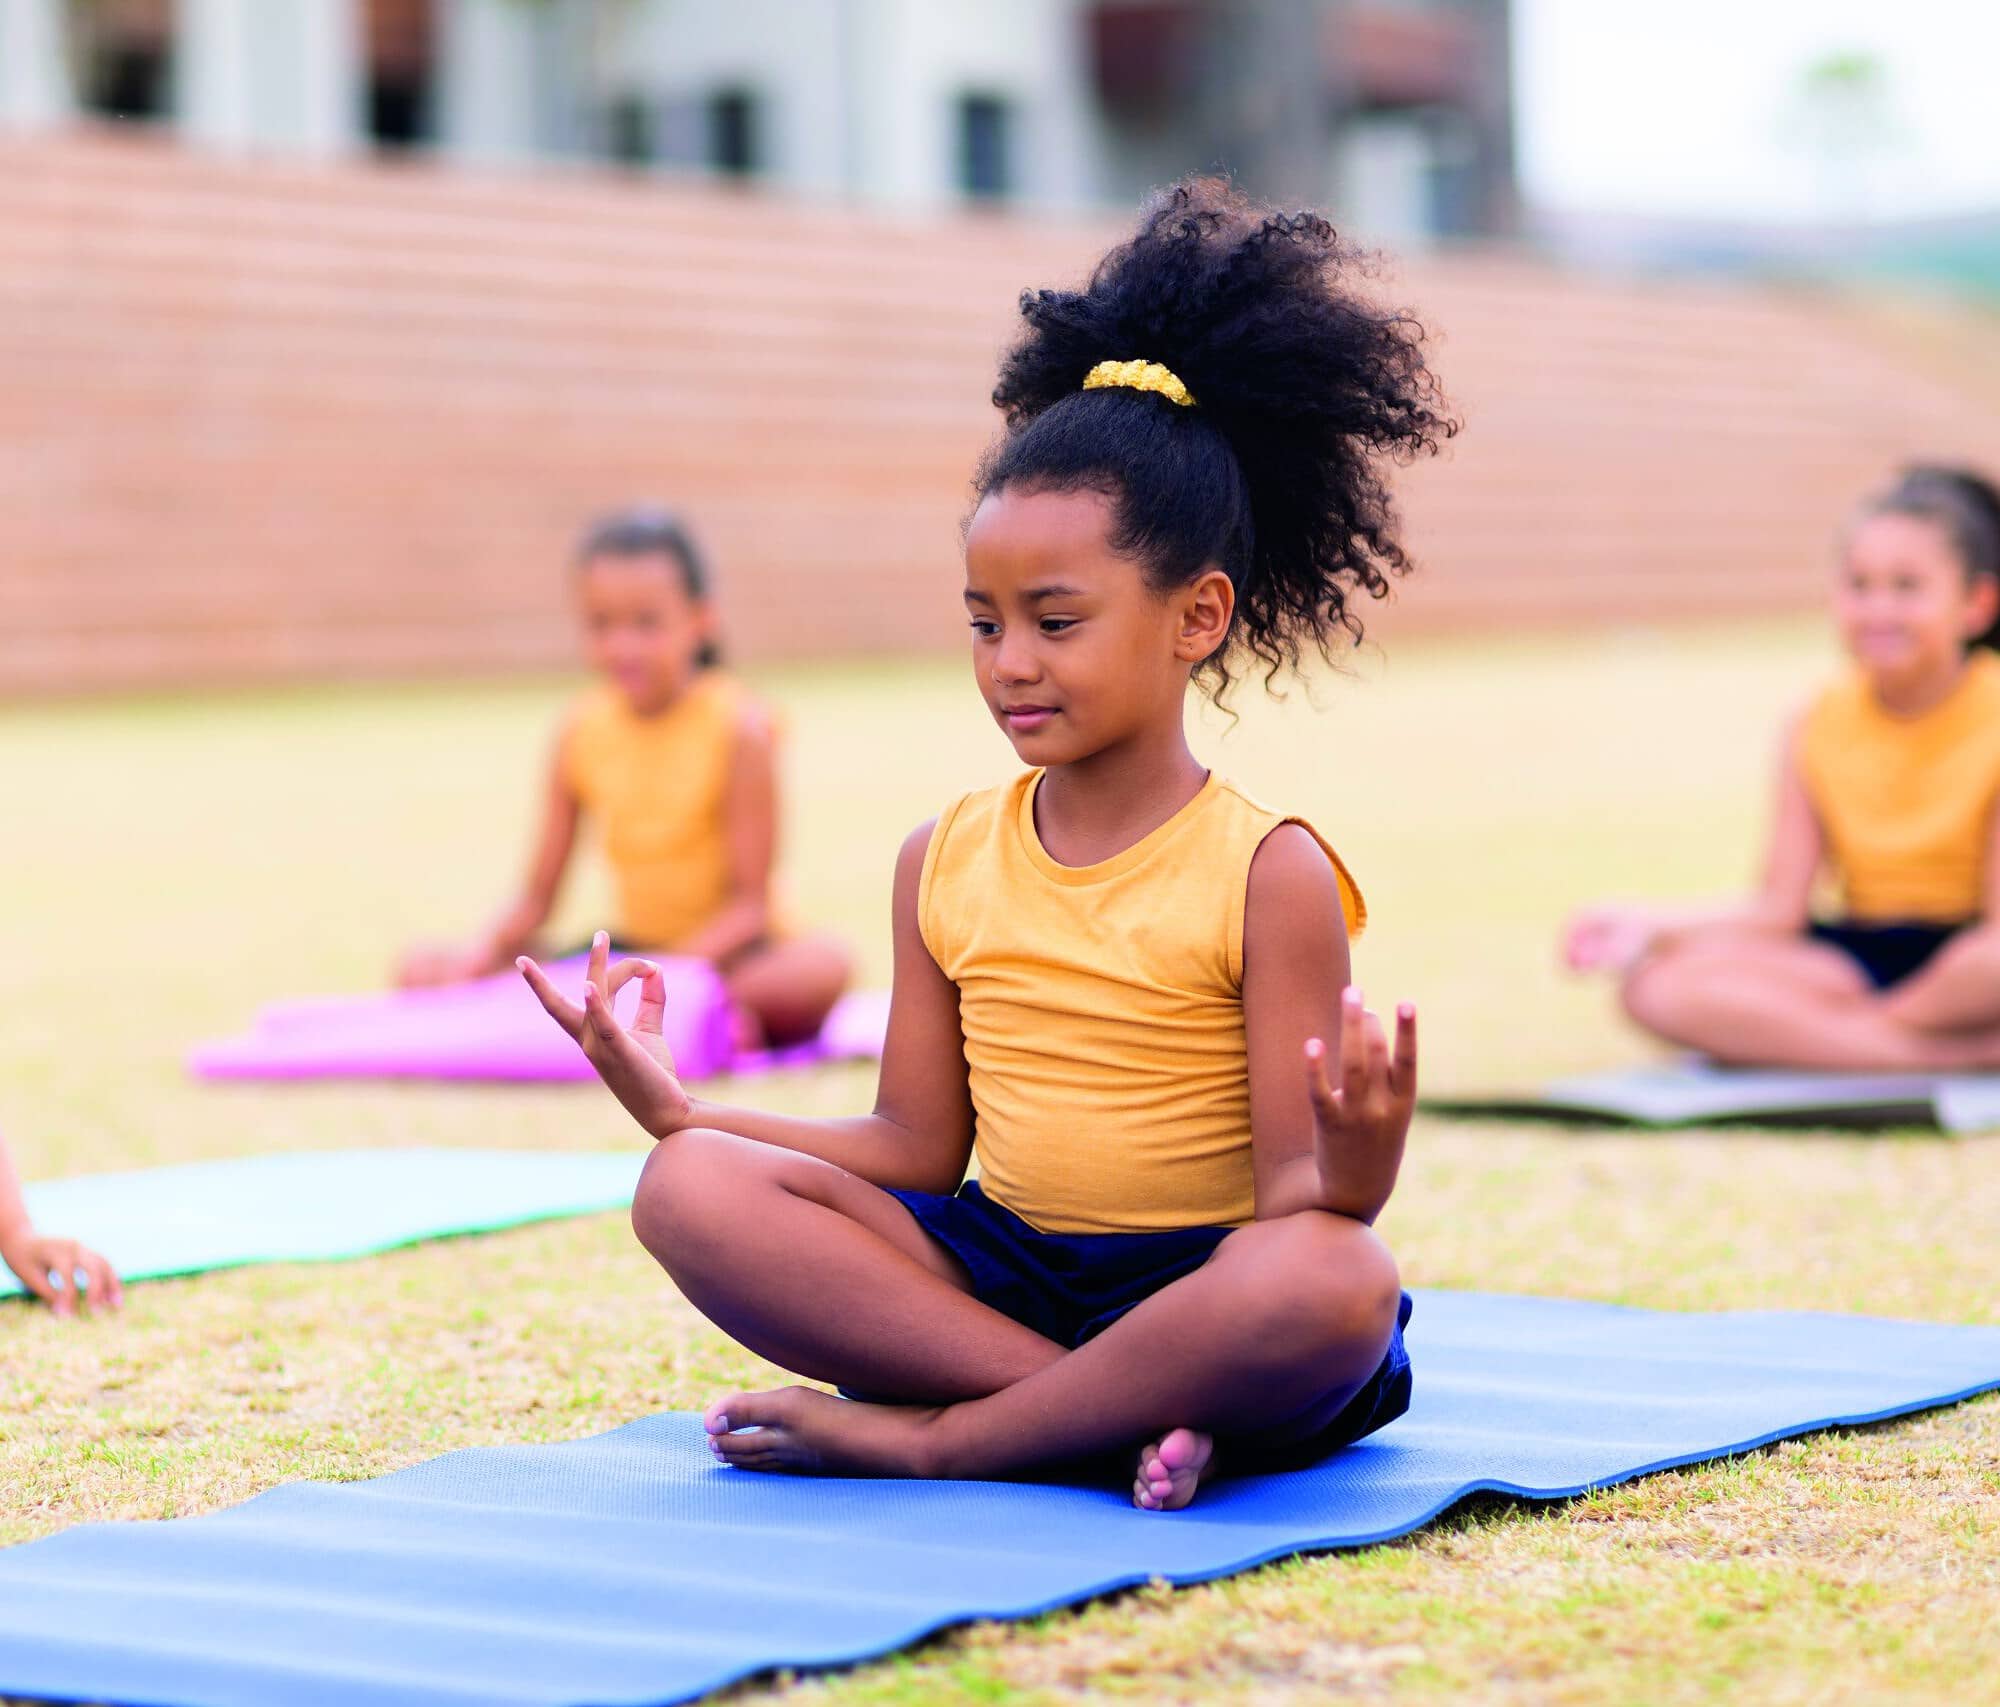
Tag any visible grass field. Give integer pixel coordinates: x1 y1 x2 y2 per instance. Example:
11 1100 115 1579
3 618 1996 1706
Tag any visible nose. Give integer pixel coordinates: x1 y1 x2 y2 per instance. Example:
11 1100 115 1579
991 632 1041 688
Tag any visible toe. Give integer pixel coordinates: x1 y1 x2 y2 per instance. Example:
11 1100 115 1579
710 1386 805 1433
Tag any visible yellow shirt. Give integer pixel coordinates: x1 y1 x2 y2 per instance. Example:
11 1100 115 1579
1798 651 2000 924
560 673 750 950
919 769 1365 1235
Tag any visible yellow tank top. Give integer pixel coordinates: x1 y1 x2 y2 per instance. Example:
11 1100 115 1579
919 769 1365 1235
1798 651 2000 924
560 673 749 951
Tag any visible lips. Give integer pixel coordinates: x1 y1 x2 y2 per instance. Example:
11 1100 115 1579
1000 704 1058 731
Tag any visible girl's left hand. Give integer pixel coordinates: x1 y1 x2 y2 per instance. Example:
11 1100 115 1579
1305 988 1417 1203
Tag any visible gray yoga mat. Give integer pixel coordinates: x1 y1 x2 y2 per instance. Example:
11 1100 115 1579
1425 1063 2000 1132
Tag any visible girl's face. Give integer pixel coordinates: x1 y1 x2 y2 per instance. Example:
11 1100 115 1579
577 552 714 713
962 486 1230 766
1835 513 1996 688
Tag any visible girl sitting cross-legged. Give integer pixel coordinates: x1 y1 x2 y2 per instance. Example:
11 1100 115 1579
1568 466 2000 1071
521 179 1453 1510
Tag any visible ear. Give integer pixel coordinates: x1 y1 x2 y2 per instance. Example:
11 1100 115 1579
1175 568 1235 665
1967 575 2000 645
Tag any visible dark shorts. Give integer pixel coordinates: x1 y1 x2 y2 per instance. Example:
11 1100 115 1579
1808 920 1967 991
888 1179 1413 1472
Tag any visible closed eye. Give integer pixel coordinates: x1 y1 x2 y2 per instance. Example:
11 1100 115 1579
1039 618 1078 635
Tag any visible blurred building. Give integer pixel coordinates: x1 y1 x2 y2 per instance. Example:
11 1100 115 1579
1 0 1515 240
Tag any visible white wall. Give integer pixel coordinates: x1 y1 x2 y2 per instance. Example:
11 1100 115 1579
178 0 361 155
0 0 73 129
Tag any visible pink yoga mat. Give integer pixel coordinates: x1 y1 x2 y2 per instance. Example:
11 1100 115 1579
191 955 889 1084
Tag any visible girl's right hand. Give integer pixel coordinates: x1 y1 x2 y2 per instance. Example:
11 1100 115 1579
519 932 694 1140
1562 906 1662 974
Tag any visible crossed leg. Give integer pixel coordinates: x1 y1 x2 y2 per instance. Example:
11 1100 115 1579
721 931 854 1050
1619 927 2000 1070
633 1130 1401 1506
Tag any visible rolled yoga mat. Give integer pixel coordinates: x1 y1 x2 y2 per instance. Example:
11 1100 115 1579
189 954 892 1085
1424 1062 2000 1133
0 1148 643 1300
1 1290 1995 1707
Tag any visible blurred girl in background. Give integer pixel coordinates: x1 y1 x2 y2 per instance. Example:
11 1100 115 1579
398 508 851 1048
1567 466 2000 1070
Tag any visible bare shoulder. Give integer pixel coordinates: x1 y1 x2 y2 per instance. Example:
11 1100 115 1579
1246 822 1344 914
895 817 940 886
730 693 779 753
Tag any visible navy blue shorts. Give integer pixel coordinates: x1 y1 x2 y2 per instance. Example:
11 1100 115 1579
889 1180 1413 1471
1808 920 1966 990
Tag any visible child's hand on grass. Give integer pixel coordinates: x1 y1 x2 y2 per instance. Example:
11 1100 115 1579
0 1228 122 1317
1304 988 1417 1218
519 932 693 1140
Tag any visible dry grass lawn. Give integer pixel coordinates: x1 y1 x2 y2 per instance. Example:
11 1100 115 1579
2 616 1995 1705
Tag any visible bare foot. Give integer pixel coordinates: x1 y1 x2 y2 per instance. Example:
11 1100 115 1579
1133 1427 1214 1511
704 1386 942 1477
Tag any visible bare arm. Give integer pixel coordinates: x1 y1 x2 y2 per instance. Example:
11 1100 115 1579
678 710 779 965
521 821 975 1195
1242 826 1416 1225
399 733 579 986
1978 792 2000 922
0 1139 30 1251
1565 717 1823 970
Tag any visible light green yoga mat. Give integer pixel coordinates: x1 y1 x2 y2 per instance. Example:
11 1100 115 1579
2 1148 643 1299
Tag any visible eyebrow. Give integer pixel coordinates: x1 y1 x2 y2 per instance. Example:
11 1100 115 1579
962 584 1087 606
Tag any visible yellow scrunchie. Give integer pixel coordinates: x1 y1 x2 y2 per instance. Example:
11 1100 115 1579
1081 358 1196 408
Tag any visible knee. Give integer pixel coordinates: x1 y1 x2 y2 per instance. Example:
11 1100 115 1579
1238 1214 1402 1373
1619 951 1692 1036
800 931 855 996
630 1128 771 1266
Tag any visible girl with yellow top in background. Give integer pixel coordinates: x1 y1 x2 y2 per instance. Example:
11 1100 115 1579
1567 466 2000 1070
520 180 1450 1510
398 509 852 1049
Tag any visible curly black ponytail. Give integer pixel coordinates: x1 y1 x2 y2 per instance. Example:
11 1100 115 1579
975 176 1455 696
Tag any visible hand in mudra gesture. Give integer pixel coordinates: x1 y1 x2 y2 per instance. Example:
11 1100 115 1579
1304 987 1417 1200
519 932 693 1140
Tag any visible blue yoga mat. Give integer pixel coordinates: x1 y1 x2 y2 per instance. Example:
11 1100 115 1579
1 1148 642 1299
1 1290 1994 1707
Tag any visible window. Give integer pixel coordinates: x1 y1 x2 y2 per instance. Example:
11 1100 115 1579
70 0 175 123
368 76 430 147
957 93 1013 200
606 95 655 167
707 88 759 176
364 0 434 150
86 44 171 120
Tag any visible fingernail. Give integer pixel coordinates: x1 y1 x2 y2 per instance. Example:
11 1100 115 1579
1399 1003 1415 1019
